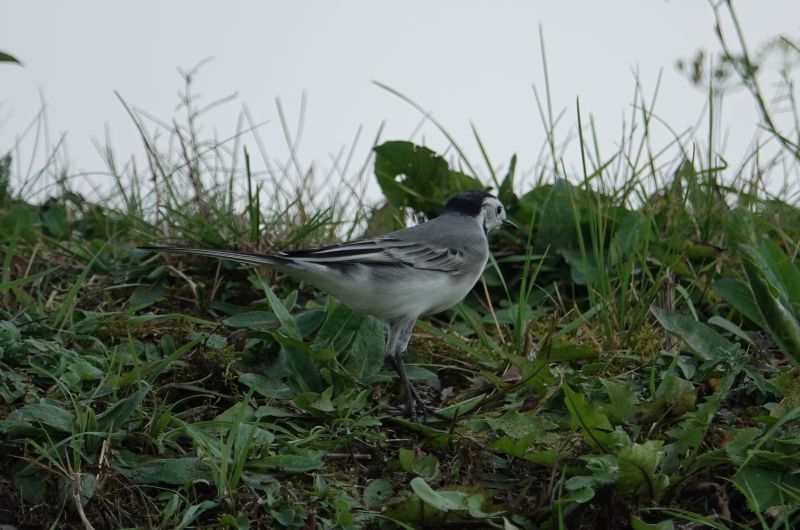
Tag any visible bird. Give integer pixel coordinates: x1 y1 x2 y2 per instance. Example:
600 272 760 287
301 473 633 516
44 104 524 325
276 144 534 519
141 190 516 421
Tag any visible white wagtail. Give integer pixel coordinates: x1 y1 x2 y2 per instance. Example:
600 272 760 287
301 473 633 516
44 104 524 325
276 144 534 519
141 190 515 420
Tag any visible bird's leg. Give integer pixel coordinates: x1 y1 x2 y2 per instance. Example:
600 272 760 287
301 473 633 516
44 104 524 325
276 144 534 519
386 319 445 421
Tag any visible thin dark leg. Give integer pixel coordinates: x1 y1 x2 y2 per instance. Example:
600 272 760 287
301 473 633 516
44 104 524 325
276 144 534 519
385 319 445 422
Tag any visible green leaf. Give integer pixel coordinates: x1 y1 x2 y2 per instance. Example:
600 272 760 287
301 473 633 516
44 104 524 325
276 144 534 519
398 448 438 478
758 239 800 306
343 316 384 381
485 410 558 439
252 454 324 473
409 477 468 512
712 278 766 328
176 500 219 530
373 141 483 217
616 440 668 500
263 285 301 340
0 51 22 65
654 374 697 416
740 244 800 364
707 315 755 345
545 340 598 361
492 432 556 464
631 515 675 530
562 384 616 449
435 393 486 419
0 403 75 433
120 457 214 485
40 202 70 239
219 514 251 530
96 384 150 431
238 373 295 399
506 355 555 394
498 154 518 207
270 333 323 392
223 311 277 329
14 468 48 504
363 479 393 509
601 379 639 423
650 306 735 360
315 303 364 352
732 466 800 512
534 180 580 254
128 283 169 309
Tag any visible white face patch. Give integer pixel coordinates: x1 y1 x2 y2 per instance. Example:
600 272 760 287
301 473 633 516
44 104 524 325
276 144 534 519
479 197 509 232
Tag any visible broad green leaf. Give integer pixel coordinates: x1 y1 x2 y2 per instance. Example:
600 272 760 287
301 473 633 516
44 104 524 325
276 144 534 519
176 500 219 530
251 454 324 473
732 466 800 512
545 340 597 361
650 306 734 360
485 410 558 439
270 334 323 392
758 239 800 305
363 478 393 508
655 374 697 416
219 514 251 530
616 440 668 500
631 515 675 530
534 180 579 254
293 386 335 413
614 211 647 259
712 278 765 328
1 403 75 433
707 315 755 345
601 379 639 423
409 477 468 512
40 202 69 239
263 286 301 340
238 373 294 399
373 141 483 217
128 283 169 309
120 457 214 485
492 433 558 465
435 393 485 419
343 315 384 380
398 448 438 478
562 384 622 450
14 468 48 504
59 473 96 507
315 303 363 351
741 244 800 364
96 384 150 431
506 355 555 394
223 311 277 329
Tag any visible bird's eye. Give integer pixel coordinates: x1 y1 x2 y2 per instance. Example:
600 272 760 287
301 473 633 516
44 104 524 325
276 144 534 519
496 205 503 215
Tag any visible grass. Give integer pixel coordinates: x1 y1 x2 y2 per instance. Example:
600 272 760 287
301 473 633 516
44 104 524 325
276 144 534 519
2 5 800 529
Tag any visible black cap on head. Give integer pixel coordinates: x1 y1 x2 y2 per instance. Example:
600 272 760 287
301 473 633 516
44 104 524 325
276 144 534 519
442 190 495 216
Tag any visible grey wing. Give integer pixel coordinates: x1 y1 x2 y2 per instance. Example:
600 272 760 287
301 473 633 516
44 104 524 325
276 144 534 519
278 230 466 274
377 235 465 273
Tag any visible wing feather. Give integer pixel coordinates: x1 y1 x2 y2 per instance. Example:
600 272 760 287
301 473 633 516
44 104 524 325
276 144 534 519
277 236 465 274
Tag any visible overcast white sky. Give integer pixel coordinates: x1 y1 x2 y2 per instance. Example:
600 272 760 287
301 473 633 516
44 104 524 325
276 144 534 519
2 1 799 201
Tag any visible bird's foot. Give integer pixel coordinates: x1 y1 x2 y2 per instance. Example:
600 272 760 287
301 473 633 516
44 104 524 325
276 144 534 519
401 389 450 423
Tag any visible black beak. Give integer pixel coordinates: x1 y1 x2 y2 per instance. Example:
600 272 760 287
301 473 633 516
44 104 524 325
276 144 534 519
502 219 518 230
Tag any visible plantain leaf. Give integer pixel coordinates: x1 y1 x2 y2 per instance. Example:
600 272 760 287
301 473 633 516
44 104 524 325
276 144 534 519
650 306 734 361
740 245 800 364
712 278 765 328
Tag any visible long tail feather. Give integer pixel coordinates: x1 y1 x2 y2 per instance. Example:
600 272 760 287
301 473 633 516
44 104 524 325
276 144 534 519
139 246 285 267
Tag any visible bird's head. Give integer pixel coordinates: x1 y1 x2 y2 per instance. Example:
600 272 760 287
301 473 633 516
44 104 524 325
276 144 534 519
442 190 516 233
